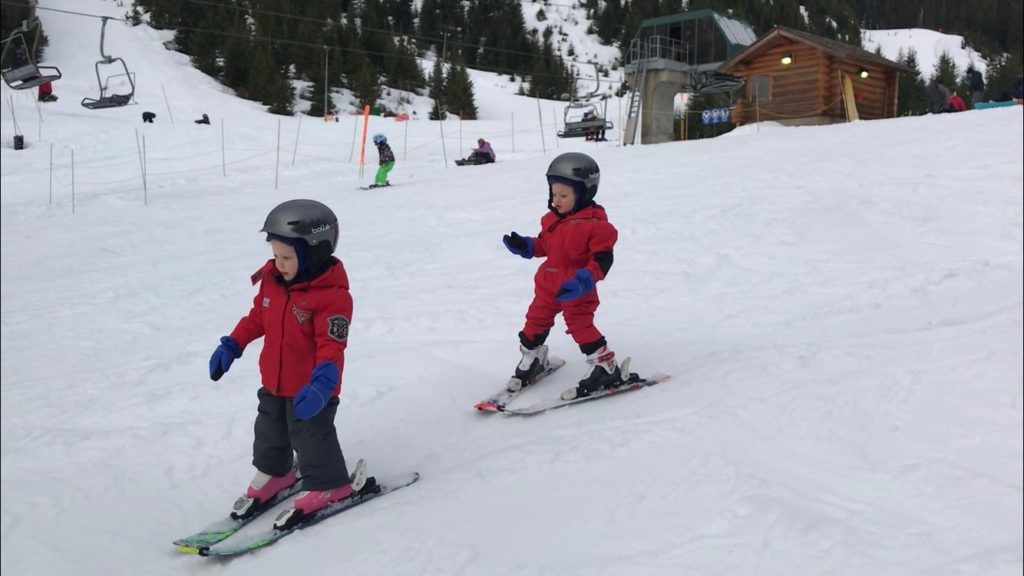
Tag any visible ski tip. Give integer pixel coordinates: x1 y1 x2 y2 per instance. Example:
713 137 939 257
474 402 504 412
380 470 421 491
177 545 202 555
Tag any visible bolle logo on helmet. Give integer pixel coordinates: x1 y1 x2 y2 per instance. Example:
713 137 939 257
310 223 331 234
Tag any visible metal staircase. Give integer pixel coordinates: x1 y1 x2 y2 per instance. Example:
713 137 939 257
622 38 650 146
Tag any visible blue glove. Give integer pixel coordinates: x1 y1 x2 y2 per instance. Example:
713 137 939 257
293 362 339 421
555 269 596 302
209 336 242 381
503 232 534 259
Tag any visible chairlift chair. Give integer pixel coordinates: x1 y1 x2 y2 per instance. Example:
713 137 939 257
558 101 613 139
0 21 62 91
81 17 135 109
557 64 614 138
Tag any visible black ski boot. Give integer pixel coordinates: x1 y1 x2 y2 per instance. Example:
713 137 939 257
562 346 622 400
507 344 549 392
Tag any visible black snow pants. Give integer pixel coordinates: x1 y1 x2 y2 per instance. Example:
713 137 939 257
252 387 350 491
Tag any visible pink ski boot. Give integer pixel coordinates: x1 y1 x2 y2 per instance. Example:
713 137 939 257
273 459 368 530
231 464 300 520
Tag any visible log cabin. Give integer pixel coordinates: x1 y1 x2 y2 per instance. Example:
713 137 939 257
718 26 917 126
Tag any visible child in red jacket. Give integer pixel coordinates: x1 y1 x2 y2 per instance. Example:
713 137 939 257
502 152 623 400
208 199 370 530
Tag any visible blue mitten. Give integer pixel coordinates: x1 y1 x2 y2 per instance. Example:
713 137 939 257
555 269 596 302
293 362 339 421
209 336 242 381
502 232 534 259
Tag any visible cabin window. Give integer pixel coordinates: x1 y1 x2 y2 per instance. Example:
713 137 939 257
750 75 770 101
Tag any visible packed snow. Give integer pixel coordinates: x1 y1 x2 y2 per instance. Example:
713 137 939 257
2 1 1021 575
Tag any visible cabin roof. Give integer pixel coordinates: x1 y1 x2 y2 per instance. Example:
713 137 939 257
718 25 917 75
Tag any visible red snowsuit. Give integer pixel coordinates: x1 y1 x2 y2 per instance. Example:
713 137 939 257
522 204 617 345
229 257 352 397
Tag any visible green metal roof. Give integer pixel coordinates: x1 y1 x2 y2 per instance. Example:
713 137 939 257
638 9 757 54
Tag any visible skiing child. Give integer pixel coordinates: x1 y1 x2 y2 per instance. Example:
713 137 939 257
208 199 370 530
502 152 623 400
371 133 395 188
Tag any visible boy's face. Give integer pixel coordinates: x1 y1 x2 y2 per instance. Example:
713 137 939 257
550 182 576 215
270 239 299 281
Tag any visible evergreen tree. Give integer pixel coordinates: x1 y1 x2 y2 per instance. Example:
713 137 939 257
307 47 341 117
388 37 427 93
247 47 294 115
428 57 448 120
932 50 959 86
385 0 417 35
335 18 364 93
983 51 1023 101
896 48 929 115
349 62 383 111
188 11 223 77
418 0 465 54
595 0 624 45
463 0 536 76
445 60 478 119
527 28 573 100
222 29 254 96
360 0 397 72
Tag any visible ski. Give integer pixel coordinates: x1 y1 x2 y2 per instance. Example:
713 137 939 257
357 183 392 190
174 479 304 552
196 471 420 557
474 356 566 412
503 370 671 416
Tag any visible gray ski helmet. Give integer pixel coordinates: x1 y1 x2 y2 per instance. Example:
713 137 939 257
546 152 600 202
260 199 339 253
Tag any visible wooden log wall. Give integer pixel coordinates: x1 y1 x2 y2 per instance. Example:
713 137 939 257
729 38 902 124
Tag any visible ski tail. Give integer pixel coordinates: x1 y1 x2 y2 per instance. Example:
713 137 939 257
474 356 566 412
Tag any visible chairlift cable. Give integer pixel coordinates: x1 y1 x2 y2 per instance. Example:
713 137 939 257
6 0 613 78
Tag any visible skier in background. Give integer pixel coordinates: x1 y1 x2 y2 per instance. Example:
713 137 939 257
370 133 395 188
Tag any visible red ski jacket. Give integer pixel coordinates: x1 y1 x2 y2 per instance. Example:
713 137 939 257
230 257 352 397
530 204 617 294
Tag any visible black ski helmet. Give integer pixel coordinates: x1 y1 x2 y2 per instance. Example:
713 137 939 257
261 199 338 252
546 152 600 207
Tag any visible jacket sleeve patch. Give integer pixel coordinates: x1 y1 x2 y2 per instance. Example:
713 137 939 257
326 315 350 342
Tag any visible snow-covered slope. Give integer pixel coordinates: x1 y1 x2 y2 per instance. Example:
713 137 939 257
2 2 1022 575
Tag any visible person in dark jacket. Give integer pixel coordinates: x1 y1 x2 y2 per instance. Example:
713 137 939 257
968 67 985 108
501 152 624 401
207 199 369 530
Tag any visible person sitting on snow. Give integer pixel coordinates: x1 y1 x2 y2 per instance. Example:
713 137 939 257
466 138 496 164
